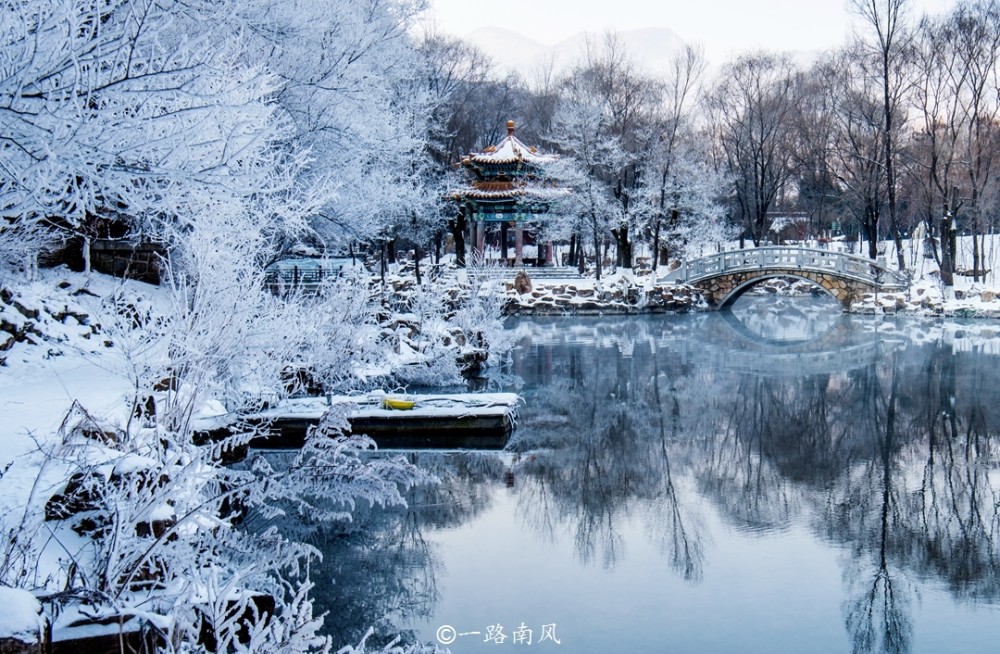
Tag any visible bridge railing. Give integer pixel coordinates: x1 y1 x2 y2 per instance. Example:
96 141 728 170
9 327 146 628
664 246 909 289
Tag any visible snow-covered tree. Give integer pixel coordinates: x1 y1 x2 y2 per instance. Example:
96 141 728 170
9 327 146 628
637 148 731 264
558 34 660 270
0 0 319 271
633 44 728 268
547 96 628 280
229 0 434 252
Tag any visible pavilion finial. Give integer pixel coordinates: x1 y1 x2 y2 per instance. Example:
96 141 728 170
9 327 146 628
507 120 515 136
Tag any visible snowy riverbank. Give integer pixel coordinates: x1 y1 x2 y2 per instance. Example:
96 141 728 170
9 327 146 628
496 266 1000 319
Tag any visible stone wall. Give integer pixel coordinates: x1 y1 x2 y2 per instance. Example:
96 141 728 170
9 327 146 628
694 268 875 309
504 279 706 315
90 240 164 284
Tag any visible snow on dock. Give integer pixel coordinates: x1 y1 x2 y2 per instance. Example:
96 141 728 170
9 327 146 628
246 392 520 450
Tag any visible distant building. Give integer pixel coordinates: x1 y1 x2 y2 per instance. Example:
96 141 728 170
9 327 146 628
767 211 810 244
452 121 565 266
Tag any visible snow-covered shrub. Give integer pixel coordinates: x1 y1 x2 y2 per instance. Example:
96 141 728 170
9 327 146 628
4 392 429 653
451 259 516 369
383 285 463 386
336 628 450 654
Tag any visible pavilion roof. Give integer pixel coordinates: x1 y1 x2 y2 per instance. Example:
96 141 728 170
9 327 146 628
452 185 568 201
462 121 558 167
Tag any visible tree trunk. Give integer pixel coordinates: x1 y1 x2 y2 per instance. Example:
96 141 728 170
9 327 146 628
82 234 92 275
940 213 954 287
863 200 879 260
971 193 982 282
449 214 467 267
413 244 421 286
972 231 981 283
500 222 509 262
593 227 602 280
940 186 963 287
612 224 633 269
867 220 879 261
379 240 386 287
652 219 661 270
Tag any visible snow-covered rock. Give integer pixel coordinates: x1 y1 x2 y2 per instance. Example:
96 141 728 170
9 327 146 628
503 276 706 315
0 587 43 644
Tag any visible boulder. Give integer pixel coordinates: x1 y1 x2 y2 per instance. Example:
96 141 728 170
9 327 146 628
513 270 532 294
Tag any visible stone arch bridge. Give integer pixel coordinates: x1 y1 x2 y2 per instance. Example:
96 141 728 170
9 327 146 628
662 246 909 310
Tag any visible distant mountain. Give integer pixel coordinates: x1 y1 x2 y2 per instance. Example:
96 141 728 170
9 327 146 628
465 26 687 78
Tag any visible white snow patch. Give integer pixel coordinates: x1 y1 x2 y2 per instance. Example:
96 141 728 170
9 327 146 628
0 587 42 643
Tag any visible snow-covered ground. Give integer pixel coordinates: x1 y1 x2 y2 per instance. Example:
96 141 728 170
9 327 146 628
0 268 484 651
0 273 145 527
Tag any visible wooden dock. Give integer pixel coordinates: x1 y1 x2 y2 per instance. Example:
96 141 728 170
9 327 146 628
243 392 520 450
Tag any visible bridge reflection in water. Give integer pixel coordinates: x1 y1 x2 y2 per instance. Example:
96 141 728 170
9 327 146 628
702 296 905 376
510 294 903 377
310 303 1000 654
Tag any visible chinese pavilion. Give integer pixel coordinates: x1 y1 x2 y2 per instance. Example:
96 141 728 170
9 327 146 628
453 120 563 265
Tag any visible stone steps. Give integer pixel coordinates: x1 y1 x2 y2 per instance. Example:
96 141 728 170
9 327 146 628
506 267 584 280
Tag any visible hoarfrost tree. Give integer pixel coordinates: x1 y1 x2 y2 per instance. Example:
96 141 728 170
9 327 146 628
638 148 730 263
636 44 719 269
0 2 464 652
557 33 659 271
417 30 508 267
231 0 434 252
548 90 628 280
0 0 319 272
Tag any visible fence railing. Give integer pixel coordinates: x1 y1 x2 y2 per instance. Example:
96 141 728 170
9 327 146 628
664 247 909 289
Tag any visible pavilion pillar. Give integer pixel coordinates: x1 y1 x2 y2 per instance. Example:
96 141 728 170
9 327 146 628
500 222 509 264
514 223 524 266
475 221 486 259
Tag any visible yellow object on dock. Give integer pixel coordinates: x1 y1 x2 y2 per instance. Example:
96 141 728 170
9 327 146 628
382 397 416 410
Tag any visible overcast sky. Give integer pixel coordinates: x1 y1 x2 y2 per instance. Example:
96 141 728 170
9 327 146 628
422 0 959 63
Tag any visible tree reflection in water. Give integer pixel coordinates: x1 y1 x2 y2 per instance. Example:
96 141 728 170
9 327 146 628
285 304 1000 652
256 450 506 648
512 323 707 577
508 306 1000 653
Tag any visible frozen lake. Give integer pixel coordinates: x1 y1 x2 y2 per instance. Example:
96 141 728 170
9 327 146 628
310 296 1000 653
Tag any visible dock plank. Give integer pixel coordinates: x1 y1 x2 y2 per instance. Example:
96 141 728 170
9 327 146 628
243 393 519 450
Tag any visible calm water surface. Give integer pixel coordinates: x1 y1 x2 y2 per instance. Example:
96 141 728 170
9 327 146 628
312 296 1000 654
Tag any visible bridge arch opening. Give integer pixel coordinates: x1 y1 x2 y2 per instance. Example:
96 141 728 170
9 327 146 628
718 273 844 311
